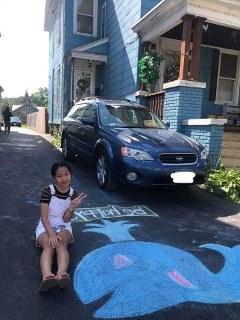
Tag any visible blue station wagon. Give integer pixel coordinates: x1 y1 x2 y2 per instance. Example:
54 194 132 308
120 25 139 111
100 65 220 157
61 97 208 190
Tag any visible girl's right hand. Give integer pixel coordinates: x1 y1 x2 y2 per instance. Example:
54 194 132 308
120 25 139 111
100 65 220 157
48 234 62 248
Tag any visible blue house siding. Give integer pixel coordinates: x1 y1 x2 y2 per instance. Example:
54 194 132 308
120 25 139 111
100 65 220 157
141 0 161 16
64 0 98 55
85 42 109 55
48 2 64 125
105 0 141 98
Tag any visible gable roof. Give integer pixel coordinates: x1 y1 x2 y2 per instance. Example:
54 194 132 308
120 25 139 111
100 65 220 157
69 38 109 63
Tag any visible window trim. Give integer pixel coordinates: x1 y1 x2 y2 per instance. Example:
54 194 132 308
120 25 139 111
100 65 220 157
56 66 61 108
215 49 240 106
101 2 106 38
73 0 98 37
57 17 61 47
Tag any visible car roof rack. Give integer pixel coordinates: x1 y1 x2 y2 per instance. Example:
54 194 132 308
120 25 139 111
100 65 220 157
77 96 137 103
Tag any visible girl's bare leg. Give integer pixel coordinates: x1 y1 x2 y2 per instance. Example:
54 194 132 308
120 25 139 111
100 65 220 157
55 229 72 278
38 232 55 279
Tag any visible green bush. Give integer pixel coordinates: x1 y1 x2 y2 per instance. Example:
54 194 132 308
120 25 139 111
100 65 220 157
52 132 61 148
138 52 162 92
205 168 240 203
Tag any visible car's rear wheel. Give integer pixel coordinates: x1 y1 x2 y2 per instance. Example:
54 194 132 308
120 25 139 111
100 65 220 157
62 136 73 160
96 152 118 191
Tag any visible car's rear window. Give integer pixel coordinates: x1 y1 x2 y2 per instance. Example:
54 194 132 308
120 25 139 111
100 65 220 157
10 117 20 122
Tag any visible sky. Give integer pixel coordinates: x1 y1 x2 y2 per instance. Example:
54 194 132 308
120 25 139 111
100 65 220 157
0 0 49 98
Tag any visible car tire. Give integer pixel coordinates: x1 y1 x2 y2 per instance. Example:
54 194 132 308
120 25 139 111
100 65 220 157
62 136 73 160
96 152 118 191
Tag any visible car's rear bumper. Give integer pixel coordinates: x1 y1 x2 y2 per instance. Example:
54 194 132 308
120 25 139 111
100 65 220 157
113 157 208 186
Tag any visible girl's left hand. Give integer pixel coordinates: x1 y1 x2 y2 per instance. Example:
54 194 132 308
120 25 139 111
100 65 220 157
69 193 87 211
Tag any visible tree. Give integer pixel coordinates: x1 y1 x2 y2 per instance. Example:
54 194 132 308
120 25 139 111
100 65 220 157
30 87 48 108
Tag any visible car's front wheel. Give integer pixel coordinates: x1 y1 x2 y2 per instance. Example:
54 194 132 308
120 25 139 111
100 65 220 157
62 136 73 160
96 152 118 191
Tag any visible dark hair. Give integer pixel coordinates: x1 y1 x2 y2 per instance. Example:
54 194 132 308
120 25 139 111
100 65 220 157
51 162 72 177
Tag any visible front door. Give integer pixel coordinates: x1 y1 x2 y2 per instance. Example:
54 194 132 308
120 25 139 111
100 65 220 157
74 70 93 102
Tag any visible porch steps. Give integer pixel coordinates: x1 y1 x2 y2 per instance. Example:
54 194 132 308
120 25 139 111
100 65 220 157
221 132 240 169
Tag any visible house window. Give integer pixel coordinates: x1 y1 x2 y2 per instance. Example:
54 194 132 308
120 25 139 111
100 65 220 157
164 51 180 83
101 2 106 38
57 17 61 47
56 67 61 107
216 52 239 104
74 0 97 36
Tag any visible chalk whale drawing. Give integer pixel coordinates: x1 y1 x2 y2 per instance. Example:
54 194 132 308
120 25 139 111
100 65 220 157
74 220 240 318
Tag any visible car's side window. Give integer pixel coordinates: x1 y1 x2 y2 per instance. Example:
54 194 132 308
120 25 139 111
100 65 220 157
70 104 87 119
82 104 97 121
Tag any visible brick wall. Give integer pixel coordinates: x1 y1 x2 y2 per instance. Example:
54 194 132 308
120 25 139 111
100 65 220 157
163 84 204 131
182 125 224 168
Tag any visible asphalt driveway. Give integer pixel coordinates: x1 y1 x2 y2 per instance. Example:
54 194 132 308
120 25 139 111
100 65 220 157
1 127 240 320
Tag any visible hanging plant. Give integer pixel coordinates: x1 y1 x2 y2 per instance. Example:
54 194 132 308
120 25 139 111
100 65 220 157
138 52 162 93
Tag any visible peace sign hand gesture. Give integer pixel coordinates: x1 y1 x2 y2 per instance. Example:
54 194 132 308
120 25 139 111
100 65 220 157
69 193 87 212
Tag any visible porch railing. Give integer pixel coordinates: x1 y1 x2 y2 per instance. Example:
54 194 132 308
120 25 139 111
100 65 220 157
146 91 165 119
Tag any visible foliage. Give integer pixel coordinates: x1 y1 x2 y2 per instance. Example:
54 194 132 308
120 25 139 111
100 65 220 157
204 168 240 203
0 96 24 113
138 52 162 92
30 87 48 108
52 131 61 148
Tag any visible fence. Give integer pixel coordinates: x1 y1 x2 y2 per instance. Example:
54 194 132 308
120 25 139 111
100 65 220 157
27 107 48 134
146 91 165 119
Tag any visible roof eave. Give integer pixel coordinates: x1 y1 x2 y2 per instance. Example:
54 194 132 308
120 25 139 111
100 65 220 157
44 0 58 32
132 0 240 42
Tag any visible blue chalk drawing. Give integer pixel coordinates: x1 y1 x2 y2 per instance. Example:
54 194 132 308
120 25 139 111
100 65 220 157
74 221 240 318
83 220 139 242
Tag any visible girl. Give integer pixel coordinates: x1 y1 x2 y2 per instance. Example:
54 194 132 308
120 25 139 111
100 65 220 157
35 162 87 292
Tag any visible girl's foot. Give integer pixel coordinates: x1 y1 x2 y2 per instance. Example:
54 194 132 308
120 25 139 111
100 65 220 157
56 272 70 289
39 274 57 292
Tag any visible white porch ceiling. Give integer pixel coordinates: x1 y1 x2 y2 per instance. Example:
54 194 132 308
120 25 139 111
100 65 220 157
132 0 240 42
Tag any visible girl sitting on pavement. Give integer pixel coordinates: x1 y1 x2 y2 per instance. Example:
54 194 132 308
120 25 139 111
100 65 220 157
35 161 87 292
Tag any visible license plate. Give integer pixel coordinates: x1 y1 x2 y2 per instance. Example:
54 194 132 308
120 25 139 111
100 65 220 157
170 171 196 183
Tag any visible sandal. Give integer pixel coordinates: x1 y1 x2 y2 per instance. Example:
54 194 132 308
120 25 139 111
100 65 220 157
39 275 58 293
57 272 70 289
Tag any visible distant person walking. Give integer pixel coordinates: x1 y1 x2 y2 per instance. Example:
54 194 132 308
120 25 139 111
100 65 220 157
2 106 12 134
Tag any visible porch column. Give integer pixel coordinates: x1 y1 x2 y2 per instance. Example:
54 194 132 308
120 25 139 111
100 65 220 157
140 42 151 91
190 17 205 81
178 15 193 80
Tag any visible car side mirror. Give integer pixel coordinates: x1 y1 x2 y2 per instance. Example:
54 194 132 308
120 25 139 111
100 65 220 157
165 122 170 129
81 117 96 126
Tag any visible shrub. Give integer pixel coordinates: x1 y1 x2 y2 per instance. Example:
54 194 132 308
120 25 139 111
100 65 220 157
52 132 61 148
138 52 162 92
205 168 240 203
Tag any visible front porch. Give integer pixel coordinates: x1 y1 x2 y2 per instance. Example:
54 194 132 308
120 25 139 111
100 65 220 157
65 38 109 113
133 0 240 168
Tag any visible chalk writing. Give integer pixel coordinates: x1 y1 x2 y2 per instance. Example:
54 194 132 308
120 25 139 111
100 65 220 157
72 205 158 223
